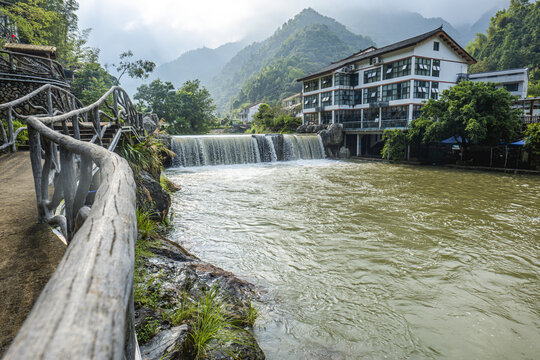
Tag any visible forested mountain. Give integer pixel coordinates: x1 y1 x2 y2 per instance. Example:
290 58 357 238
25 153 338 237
337 10 468 47
466 0 539 95
152 42 245 88
207 8 374 113
457 8 497 45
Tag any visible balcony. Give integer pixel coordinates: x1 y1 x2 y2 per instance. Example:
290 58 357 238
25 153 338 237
341 119 408 130
381 119 408 128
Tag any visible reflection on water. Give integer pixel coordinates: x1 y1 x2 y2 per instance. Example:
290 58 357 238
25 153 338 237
166 160 540 359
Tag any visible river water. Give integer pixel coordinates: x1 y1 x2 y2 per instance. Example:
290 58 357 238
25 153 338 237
166 160 540 359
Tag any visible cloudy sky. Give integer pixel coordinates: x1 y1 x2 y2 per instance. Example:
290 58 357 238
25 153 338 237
77 0 509 66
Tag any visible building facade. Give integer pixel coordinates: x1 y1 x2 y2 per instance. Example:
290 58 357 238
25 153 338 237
282 93 302 118
469 68 529 99
239 103 263 123
298 27 476 156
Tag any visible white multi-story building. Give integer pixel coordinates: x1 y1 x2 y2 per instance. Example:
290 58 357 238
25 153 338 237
469 68 529 99
239 103 263 123
298 27 476 156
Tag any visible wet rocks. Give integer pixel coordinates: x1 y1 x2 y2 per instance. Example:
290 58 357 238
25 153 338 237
136 170 171 221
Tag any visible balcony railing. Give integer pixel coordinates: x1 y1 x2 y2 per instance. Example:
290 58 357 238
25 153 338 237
522 115 539 125
0 49 67 84
341 119 408 130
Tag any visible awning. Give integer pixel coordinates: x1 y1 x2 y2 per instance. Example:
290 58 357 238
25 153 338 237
509 139 526 147
440 136 468 144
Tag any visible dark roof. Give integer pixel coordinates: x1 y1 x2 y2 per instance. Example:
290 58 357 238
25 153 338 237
297 27 476 82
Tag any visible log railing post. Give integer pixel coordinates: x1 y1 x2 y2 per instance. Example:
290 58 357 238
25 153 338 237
59 146 76 241
28 127 45 222
8 107 15 152
72 98 80 140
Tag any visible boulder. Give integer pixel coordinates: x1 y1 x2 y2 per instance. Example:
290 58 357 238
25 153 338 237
136 170 171 221
296 124 308 133
317 124 343 158
339 146 350 158
140 325 189 360
142 113 159 135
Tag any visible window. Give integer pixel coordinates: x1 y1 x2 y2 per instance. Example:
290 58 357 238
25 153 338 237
351 73 359 87
364 68 381 83
433 41 439 51
432 59 440 77
321 75 332 89
504 83 519 92
321 111 333 124
365 107 379 121
381 81 410 101
304 79 319 92
431 82 439 99
414 80 430 99
303 94 318 109
321 91 333 106
363 86 379 103
383 58 411 80
334 73 350 87
354 90 362 105
304 113 318 124
415 58 431 76
381 105 409 120
335 90 353 105
413 105 424 119
335 110 361 123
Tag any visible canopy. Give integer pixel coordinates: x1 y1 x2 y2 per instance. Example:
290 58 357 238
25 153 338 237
509 139 526 147
441 136 468 144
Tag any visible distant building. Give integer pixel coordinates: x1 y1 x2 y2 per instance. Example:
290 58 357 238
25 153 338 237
297 27 476 156
282 93 302 117
239 103 263 123
468 68 529 99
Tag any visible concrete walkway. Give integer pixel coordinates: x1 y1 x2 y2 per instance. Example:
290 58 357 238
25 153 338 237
0 152 65 356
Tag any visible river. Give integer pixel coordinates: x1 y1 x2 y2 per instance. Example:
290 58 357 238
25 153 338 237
166 160 540 359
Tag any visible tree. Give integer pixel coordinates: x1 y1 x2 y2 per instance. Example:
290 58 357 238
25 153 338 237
408 81 522 148
249 103 301 134
135 79 216 134
524 123 540 157
381 129 407 161
112 51 156 85
70 61 116 105
467 0 539 96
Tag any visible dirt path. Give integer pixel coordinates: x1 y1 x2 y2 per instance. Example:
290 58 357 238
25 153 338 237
0 152 66 356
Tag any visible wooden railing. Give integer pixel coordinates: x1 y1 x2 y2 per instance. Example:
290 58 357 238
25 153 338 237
0 49 67 83
2 85 144 359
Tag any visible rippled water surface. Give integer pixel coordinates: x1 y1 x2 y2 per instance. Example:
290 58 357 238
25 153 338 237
166 160 540 359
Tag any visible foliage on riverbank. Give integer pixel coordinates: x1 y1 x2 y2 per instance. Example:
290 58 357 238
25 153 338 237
247 103 301 134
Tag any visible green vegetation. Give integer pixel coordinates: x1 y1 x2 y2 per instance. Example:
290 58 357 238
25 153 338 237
381 129 408 161
524 123 540 156
135 79 217 134
189 287 246 360
408 81 521 148
137 318 161 345
210 8 374 113
70 60 116 105
112 50 156 85
248 103 301 134
1 119 28 148
119 136 164 180
467 0 540 96
136 209 158 239
243 297 259 328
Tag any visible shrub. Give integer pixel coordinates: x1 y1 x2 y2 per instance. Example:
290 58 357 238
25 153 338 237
381 129 408 161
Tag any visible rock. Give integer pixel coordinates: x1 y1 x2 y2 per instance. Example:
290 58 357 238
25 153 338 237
155 133 174 168
326 124 343 146
136 170 171 221
339 146 350 158
296 124 308 133
142 113 159 134
140 325 189 360
317 124 343 158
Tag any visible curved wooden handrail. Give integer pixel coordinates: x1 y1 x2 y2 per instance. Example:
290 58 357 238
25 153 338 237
3 117 138 359
0 49 67 83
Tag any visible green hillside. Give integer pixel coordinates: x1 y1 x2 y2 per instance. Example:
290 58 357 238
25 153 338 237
467 0 539 95
208 8 374 113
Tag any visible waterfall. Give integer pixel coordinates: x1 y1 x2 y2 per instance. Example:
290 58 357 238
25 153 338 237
171 134 325 167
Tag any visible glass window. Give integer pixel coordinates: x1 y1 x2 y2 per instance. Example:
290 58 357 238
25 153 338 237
351 73 359 87
504 83 519 92
334 73 350 87
321 75 332 89
365 107 379 121
433 41 439 51
413 105 424 119
321 111 333 124
304 113 318 124
415 58 431 76
414 80 430 99
383 58 412 80
354 90 362 105
303 94 318 109
335 110 362 123
432 59 440 77
381 81 410 101
381 105 409 120
364 68 381 83
363 86 379 103
321 91 333 106
304 79 319 92
431 82 439 99
335 90 353 105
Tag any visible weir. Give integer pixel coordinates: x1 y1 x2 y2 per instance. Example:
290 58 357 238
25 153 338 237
171 134 325 167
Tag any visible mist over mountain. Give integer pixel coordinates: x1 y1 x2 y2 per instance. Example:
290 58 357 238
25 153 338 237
456 8 498 44
207 8 374 113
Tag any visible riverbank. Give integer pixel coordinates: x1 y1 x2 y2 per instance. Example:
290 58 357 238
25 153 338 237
351 156 540 175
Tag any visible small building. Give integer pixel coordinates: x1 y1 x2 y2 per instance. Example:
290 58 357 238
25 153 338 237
239 103 263 123
282 93 302 117
3 43 57 59
297 26 476 156
469 68 529 99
